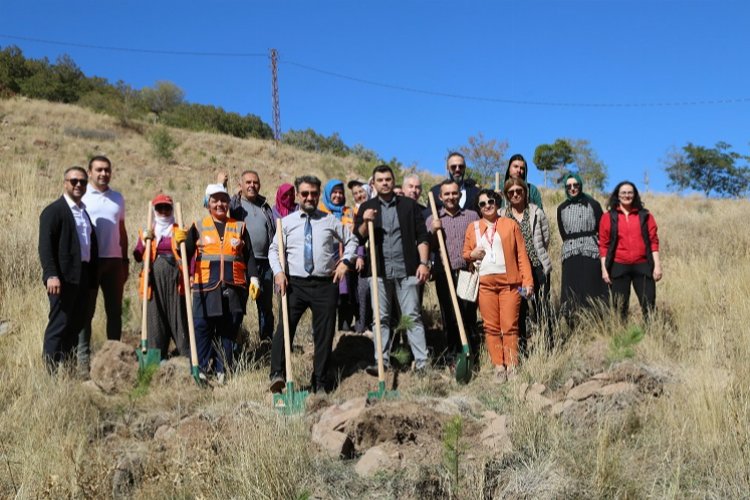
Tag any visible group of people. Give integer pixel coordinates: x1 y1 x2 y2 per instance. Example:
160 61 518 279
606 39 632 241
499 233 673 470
39 152 661 389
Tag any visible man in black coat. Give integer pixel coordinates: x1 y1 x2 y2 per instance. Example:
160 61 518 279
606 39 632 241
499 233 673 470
355 165 431 373
429 152 480 213
38 166 98 374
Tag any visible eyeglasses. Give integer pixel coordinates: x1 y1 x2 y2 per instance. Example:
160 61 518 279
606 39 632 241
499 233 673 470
155 204 173 212
66 178 87 186
448 164 466 170
478 198 496 208
566 183 580 190
299 191 319 198
619 191 634 196
507 189 524 197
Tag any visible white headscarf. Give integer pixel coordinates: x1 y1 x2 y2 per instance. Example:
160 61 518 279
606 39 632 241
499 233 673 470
153 212 175 243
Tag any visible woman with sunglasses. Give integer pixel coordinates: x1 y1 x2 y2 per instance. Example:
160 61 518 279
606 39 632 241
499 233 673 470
133 193 190 359
463 189 533 382
599 181 661 321
502 178 553 351
557 173 606 320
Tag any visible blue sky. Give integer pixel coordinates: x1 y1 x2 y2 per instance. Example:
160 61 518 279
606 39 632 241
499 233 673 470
2 0 748 193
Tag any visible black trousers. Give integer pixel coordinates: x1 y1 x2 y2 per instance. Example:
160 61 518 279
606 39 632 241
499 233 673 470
43 264 91 373
609 262 655 320
270 276 337 391
434 270 479 356
519 265 553 354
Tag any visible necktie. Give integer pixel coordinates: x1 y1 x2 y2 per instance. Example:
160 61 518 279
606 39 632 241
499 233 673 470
304 216 314 274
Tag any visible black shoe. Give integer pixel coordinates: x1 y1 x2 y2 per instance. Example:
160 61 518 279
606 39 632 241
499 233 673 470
269 374 285 393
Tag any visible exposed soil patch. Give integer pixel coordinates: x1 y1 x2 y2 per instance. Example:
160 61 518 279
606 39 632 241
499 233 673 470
349 401 457 449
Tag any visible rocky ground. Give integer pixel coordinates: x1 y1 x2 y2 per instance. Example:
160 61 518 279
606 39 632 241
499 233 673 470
82 330 668 498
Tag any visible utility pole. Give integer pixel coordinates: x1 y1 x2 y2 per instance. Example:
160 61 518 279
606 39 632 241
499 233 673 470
643 169 650 193
270 48 281 146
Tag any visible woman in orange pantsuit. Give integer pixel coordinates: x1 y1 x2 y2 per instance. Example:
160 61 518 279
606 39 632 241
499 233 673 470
463 189 533 382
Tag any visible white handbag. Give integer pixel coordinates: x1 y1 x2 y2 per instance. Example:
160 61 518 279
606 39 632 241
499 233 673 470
456 221 484 303
456 269 479 302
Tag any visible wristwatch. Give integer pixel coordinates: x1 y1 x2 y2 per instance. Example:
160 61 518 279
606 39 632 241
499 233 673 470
420 260 432 269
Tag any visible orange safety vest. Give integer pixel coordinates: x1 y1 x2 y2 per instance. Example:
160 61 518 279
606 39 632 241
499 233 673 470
192 216 247 292
137 226 184 299
318 203 354 228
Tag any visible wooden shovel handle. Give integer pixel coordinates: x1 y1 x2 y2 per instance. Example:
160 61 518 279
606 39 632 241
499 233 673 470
140 201 154 350
175 203 199 369
276 218 294 384
368 221 386 383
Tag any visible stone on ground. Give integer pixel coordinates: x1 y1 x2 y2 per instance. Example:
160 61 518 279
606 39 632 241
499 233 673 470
91 340 138 394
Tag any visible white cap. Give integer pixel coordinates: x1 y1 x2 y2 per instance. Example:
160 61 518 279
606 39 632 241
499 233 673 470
205 183 229 199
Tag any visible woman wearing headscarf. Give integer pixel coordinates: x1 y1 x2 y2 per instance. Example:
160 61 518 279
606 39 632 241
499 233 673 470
599 181 662 320
557 173 606 319
463 189 533 382
501 178 553 351
133 193 190 358
319 179 357 331
272 183 298 221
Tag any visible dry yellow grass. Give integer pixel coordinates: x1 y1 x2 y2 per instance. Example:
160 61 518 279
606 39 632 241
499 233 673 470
1 97 749 498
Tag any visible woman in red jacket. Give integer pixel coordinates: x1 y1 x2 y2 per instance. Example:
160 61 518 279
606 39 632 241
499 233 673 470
599 181 662 320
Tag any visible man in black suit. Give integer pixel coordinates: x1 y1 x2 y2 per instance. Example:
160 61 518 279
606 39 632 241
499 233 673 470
38 166 98 374
429 152 481 213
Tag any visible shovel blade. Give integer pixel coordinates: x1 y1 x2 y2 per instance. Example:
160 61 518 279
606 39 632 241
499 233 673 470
273 382 309 415
136 341 161 369
454 344 473 384
367 380 399 401
191 365 206 386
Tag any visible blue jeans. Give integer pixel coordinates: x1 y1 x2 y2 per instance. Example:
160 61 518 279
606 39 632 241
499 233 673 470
373 276 428 368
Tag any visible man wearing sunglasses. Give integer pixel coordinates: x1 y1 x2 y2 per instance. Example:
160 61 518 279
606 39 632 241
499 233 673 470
39 167 99 375
268 176 357 394
429 152 480 213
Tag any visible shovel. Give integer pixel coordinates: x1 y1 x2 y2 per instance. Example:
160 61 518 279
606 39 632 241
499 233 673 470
175 203 203 385
366 220 398 400
273 218 309 414
428 192 472 384
136 201 162 371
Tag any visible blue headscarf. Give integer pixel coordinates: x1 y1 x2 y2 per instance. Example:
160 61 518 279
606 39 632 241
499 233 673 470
322 179 346 219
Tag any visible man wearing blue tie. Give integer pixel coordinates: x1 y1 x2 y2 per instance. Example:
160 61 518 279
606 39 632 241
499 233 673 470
268 175 358 394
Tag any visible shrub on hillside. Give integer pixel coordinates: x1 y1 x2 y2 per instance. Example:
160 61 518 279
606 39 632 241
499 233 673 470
149 126 178 162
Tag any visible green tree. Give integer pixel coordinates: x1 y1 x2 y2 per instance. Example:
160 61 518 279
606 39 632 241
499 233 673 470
282 128 350 156
568 138 608 191
533 139 574 188
0 45 32 96
665 142 750 198
140 81 184 119
534 138 607 191
458 132 509 187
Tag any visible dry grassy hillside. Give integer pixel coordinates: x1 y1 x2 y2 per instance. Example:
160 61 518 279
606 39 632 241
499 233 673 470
1 98 749 499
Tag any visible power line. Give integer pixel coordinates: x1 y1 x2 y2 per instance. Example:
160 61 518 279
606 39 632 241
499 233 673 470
281 59 750 108
0 34 265 57
2 33 748 108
